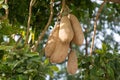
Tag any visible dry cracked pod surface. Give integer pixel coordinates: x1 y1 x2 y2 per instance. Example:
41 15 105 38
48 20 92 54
68 14 84 46
67 50 78 74
45 13 84 74
59 16 74 43
45 24 59 58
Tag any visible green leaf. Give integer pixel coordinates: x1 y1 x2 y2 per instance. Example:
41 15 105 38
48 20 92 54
24 69 37 74
100 58 106 67
48 71 54 78
83 56 93 63
0 24 2 28
90 66 98 76
0 45 13 51
97 68 104 76
12 59 25 70
24 52 39 57
18 75 25 80
44 58 49 65
95 49 103 54
102 43 107 53
28 56 41 62
0 0 4 4
94 56 100 66
105 53 113 60
2 4 8 9
106 64 115 80
50 66 59 72
0 64 12 72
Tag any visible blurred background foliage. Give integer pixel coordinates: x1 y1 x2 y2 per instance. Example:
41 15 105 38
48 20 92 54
0 0 120 80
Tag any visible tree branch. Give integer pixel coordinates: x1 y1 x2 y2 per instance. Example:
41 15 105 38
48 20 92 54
32 0 54 52
59 0 65 19
25 0 36 45
90 1 106 56
4 0 8 19
84 28 88 56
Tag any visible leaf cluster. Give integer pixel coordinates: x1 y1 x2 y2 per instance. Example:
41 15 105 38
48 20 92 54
0 20 59 80
67 44 120 80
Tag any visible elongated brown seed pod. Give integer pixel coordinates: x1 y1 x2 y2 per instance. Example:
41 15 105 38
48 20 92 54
59 16 74 43
68 14 84 46
67 50 78 74
45 24 59 58
50 40 69 63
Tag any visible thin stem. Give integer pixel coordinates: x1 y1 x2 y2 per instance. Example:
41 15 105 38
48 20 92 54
90 1 106 56
4 0 8 19
15 35 22 45
33 0 54 52
85 28 88 56
59 0 65 18
25 0 35 45
56 0 65 23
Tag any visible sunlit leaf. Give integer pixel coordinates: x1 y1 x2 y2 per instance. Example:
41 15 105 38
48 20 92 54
48 71 54 78
44 58 49 65
102 43 107 53
2 4 8 9
24 52 39 57
50 66 59 72
2 54 7 61
0 45 13 50
0 0 4 4
95 49 103 54
31 32 35 43
24 69 37 74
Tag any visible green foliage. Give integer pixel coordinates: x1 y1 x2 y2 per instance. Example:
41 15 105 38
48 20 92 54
66 44 120 80
0 45 58 80
0 0 8 10
0 0 120 80
0 19 59 80
0 45 58 79
0 20 20 35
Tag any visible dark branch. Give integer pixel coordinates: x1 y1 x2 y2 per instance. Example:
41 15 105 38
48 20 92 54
5 0 8 19
32 0 54 52
90 1 106 56
25 0 35 45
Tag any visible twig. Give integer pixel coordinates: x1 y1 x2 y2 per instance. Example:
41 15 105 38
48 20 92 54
59 0 65 19
90 0 106 56
4 0 8 19
84 28 88 56
32 0 54 51
15 35 22 45
25 0 36 45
